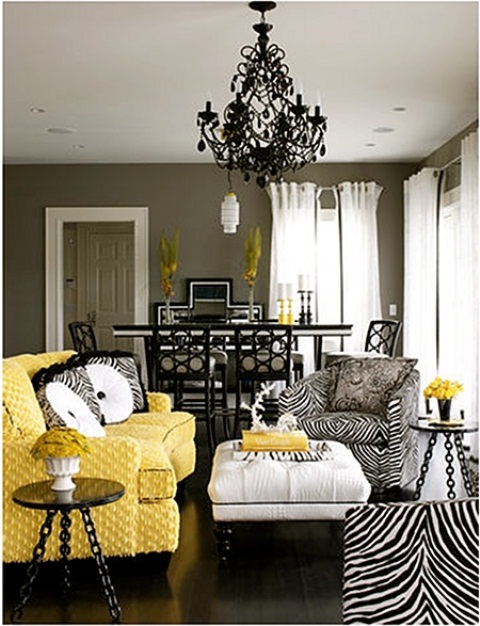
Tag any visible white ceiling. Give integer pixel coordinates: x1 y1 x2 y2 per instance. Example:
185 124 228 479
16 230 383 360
3 1 478 165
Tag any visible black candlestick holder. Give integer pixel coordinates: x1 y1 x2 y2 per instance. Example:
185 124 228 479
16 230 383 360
298 291 306 325
306 291 313 324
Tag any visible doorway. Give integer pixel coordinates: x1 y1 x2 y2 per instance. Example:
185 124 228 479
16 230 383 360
46 207 148 352
64 222 135 352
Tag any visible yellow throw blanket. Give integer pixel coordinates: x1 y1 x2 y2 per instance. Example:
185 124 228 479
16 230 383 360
241 430 309 452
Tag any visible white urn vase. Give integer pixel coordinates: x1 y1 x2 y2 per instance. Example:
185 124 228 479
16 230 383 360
44 456 80 491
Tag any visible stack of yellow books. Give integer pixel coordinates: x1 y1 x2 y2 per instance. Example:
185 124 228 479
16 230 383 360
241 430 309 452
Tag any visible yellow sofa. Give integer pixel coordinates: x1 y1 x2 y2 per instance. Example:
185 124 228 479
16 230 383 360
2 351 196 563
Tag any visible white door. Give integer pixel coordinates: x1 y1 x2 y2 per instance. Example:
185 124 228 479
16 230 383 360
77 223 134 351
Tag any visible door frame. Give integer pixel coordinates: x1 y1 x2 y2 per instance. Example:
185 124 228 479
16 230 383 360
46 207 148 351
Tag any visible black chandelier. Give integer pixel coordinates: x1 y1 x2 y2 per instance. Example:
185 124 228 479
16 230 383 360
196 1 327 188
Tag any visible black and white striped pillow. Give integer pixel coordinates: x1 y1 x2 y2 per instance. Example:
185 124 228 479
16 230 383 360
32 362 105 437
73 351 148 424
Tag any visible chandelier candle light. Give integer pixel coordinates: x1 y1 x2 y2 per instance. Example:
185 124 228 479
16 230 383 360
196 2 327 189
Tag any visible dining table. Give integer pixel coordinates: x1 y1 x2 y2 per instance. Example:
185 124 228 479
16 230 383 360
112 322 353 373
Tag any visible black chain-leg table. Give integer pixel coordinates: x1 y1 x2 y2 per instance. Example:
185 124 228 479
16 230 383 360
10 478 125 623
410 419 478 501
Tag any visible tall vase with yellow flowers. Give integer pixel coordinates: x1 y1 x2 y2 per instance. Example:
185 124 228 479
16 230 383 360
159 229 179 323
423 377 464 421
243 225 262 322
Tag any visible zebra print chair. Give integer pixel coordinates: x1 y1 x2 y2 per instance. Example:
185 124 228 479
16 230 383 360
278 356 420 493
343 497 479 625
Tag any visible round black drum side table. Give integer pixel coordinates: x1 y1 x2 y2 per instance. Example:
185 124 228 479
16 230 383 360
10 477 125 624
410 419 478 501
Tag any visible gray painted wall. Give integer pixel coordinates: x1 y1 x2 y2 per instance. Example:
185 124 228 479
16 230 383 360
1 159 429 356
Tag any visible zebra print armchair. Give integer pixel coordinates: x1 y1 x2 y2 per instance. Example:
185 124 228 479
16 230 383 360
343 497 479 625
278 357 420 493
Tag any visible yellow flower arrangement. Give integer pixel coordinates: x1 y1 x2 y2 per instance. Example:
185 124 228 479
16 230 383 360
159 228 180 298
243 225 262 288
31 427 92 460
423 377 464 401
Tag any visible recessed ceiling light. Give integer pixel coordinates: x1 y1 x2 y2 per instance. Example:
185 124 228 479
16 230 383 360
72 144 86 150
47 127 77 134
392 106 407 112
29 106 46 114
365 143 376 147
373 127 395 133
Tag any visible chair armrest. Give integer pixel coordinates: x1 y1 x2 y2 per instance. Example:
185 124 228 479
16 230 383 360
279 370 333 418
147 391 172 413
386 369 420 486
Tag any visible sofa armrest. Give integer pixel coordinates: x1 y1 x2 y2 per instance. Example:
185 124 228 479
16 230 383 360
279 369 333 418
147 391 171 413
3 436 143 502
386 369 420 487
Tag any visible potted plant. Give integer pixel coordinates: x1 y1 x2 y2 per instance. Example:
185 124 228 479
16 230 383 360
423 377 464 421
31 427 91 491
243 225 261 321
159 228 180 323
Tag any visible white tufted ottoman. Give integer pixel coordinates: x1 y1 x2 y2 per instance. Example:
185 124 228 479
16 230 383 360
207 439 371 558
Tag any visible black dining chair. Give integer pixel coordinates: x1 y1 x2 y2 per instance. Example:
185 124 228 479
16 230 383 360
233 324 293 437
324 319 402 367
68 321 98 353
154 324 217 454
364 320 402 356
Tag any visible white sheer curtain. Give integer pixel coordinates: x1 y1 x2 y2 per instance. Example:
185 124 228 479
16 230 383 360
403 168 438 388
459 131 479 455
268 181 318 318
338 182 383 350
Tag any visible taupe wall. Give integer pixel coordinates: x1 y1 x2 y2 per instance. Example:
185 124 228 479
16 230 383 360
2 160 419 355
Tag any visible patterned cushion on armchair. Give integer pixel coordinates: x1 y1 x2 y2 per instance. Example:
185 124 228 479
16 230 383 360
326 357 417 415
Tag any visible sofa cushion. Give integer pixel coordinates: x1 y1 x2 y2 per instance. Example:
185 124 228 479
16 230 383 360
32 362 105 437
74 351 148 423
326 357 417 416
298 412 389 446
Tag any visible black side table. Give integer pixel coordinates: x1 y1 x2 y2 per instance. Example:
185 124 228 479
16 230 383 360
11 477 125 624
410 419 478 501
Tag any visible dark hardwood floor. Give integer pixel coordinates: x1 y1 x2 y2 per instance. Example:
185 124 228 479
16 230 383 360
3 422 345 625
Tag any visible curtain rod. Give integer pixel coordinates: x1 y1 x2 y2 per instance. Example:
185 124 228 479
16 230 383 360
437 155 461 171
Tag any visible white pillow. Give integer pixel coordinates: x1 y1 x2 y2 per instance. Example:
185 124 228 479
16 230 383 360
33 363 105 437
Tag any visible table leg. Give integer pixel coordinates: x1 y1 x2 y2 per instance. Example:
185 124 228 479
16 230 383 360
453 433 475 497
11 509 57 623
443 432 458 499
80 507 122 623
213 522 233 560
59 510 72 597
315 336 323 370
413 431 438 501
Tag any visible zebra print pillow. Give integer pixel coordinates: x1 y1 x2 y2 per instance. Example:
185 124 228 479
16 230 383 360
73 351 148 423
32 362 105 437
326 357 417 416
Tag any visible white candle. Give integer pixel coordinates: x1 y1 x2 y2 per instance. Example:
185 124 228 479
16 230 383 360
277 283 286 300
286 283 294 299
298 274 308 291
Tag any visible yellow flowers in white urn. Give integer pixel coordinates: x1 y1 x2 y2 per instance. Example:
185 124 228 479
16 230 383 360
31 427 92 491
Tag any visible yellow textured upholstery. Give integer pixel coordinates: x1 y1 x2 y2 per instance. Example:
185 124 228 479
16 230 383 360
2 351 196 563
